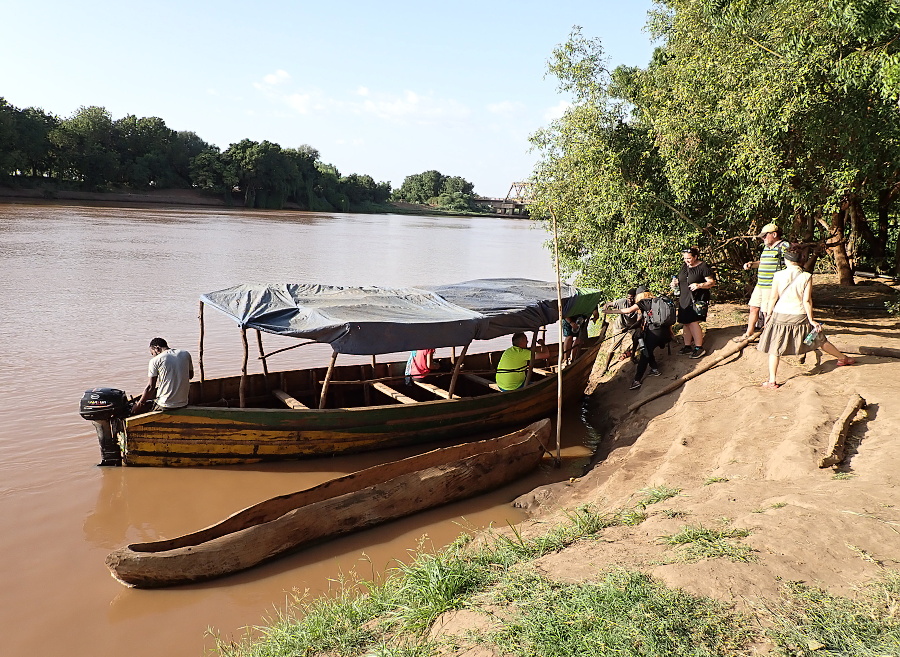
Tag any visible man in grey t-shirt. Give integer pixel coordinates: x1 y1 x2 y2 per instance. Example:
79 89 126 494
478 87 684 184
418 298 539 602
606 288 639 360
132 337 194 413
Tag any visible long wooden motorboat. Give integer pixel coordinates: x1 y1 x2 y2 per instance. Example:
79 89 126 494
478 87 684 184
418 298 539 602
106 419 551 588
80 279 606 466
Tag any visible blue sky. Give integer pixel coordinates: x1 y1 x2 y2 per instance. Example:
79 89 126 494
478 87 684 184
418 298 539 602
1 1 657 198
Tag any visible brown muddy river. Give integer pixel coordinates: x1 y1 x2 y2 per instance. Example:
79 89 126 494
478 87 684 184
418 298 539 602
0 203 600 657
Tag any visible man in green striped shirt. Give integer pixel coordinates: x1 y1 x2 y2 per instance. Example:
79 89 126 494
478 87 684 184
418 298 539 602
734 222 788 342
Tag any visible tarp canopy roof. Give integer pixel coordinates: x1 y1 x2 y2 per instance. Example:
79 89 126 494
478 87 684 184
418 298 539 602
200 279 604 355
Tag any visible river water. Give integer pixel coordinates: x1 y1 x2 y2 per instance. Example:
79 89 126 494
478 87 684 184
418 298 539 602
0 203 598 657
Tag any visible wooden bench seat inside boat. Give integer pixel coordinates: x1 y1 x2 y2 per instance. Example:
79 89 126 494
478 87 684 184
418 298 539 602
411 379 460 400
370 382 417 404
272 389 308 409
462 373 501 392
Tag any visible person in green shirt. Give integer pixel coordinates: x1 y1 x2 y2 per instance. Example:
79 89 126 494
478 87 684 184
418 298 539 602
495 332 550 391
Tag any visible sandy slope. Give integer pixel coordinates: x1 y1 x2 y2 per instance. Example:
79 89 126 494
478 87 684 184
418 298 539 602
515 278 900 617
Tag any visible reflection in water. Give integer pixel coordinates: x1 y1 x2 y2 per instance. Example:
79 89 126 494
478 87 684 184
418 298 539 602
0 204 600 657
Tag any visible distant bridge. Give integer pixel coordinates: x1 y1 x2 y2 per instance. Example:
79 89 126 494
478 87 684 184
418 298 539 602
474 181 533 215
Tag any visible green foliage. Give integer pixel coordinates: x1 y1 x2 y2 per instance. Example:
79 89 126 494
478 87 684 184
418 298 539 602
488 569 755 657
393 170 478 211
638 484 682 506
532 6 900 295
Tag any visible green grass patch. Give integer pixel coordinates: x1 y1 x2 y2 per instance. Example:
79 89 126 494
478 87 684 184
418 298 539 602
833 472 857 480
704 476 730 485
638 485 682 506
764 572 900 656
661 524 755 563
487 569 755 657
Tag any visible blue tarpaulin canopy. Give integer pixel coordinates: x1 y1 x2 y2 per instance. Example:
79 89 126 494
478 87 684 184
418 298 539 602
200 278 603 355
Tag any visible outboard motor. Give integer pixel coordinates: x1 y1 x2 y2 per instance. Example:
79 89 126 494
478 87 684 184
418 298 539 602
79 387 130 466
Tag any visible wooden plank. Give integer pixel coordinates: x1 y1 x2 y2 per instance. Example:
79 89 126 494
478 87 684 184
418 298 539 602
462 372 501 391
859 345 900 359
819 394 866 468
272 389 308 409
412 379 459 399
532 367 554 376
371 382 417 404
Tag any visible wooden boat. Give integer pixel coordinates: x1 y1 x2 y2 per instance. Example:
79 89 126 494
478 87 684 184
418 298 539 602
106 419 551 588
82 279 606 466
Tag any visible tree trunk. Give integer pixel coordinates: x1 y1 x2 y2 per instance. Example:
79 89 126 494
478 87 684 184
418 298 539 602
875 188 890 260
820 208 854 285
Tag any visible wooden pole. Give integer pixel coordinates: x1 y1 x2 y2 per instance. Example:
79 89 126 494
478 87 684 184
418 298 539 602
628 331 760 413
859 345 900 359
448 343 469 398
239 327 249 408
819 394 866 468
256 330 269 386
525 329 539 385
319 350 339 409
198 301 205 384
549 207 564 466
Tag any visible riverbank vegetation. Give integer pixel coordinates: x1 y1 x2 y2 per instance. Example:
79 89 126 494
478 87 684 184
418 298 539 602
530 1 900 299
213 490 900 657
0 100 485 214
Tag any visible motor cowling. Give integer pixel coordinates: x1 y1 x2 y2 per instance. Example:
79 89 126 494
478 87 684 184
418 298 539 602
80 387 130 466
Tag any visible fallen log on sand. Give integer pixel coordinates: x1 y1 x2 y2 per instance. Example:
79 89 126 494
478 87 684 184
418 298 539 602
819 394 866 468
628 331 761 413
858 345 900 360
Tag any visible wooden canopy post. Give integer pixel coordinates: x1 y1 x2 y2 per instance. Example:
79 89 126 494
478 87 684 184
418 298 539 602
256 330 269 389
525 329 540 385
448 343 470 398
239 327 249 408
198 300 205 384
319 350 339 409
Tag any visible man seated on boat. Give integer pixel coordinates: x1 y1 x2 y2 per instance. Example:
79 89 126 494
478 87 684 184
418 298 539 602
405 349 436 384
495 333 550 391
132 337 194 414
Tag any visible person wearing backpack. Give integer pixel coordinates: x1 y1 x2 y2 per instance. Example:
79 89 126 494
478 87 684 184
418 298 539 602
671 247 716 359
605 288 673 390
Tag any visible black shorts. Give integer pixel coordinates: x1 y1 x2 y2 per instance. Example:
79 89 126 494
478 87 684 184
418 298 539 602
678 304 707 324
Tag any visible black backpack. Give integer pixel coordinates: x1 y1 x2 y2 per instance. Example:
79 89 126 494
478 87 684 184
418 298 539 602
645 295 677 330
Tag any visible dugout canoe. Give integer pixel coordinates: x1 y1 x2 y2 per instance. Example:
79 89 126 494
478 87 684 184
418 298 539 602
106 418 552 588
81 279 606 466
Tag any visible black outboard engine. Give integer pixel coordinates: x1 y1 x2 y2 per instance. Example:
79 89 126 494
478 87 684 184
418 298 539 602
80 387 130 466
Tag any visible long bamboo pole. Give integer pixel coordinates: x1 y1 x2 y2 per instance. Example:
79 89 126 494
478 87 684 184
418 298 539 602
239 327 249 408
197 301 205 384
319 350 339 409
549 207 564 466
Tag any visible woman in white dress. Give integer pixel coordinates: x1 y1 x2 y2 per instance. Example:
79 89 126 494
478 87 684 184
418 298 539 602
756 245 856 389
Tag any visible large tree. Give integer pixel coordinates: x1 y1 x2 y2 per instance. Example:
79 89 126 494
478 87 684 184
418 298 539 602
531 3 900 298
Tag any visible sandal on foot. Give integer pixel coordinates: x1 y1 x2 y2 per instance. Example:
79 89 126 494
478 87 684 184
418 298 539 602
760 381 781 389
837 358 856 366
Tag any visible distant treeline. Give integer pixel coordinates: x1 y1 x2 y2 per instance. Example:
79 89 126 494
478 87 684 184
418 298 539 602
0 99 484 212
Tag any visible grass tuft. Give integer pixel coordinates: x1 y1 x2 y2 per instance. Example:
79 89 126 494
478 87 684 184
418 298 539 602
764 572 900 656
661 524 755 562
488 569 755 657
638 485 682 506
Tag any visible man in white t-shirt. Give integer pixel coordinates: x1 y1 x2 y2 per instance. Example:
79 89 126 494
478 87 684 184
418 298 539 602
132 337 194 413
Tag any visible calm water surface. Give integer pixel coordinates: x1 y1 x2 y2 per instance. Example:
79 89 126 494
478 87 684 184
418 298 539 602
0 204 596 657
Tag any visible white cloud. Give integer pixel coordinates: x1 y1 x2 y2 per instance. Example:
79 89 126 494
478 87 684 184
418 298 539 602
486 100 525 116
544 100 571 121
253 75 471 125
262 70 291 85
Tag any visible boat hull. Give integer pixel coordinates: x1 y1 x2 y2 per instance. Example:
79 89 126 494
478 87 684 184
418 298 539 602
107 419 551 588
122 337 601 466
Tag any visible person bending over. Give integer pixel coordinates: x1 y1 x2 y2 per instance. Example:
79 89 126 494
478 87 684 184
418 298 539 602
132 337 194 413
